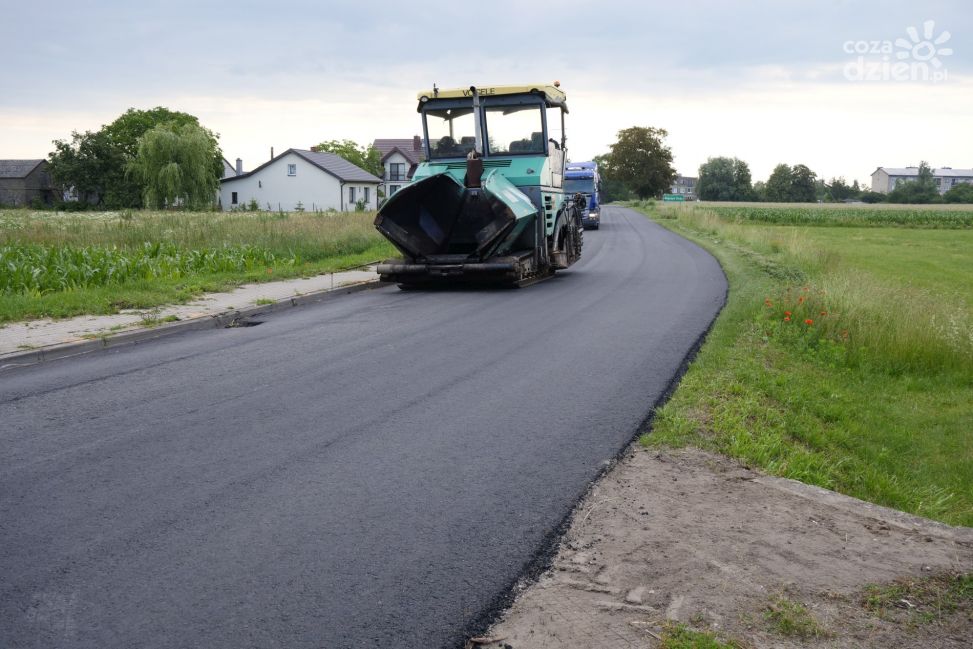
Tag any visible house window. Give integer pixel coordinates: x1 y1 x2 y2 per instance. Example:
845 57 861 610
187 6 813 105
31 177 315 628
388 162 406 181
231 191 238 205
349 186 356 203
364 187 370 203
287 164 297 176
390 185 401 195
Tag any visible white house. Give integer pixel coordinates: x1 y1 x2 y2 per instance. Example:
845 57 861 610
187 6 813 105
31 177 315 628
372 137 425 199
219 149 381 211
871 166 973 194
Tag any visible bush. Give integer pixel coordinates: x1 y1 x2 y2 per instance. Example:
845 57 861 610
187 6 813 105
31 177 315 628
859 191 886 204
887 179 940 204
943 182 973 204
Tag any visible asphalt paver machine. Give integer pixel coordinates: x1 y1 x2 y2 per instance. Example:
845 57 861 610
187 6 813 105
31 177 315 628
374 83 584 287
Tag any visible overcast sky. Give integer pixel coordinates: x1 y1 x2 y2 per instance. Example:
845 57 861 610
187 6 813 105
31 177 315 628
2 0 970 184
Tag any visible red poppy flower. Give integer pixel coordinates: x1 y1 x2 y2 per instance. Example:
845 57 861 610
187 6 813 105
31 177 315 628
804 319 813 325
784 316 791 322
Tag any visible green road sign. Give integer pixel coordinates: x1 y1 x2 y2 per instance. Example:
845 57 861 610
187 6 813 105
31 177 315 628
663 194 685 202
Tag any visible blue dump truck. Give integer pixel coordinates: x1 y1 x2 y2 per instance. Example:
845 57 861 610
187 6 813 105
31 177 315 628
564 161 601 230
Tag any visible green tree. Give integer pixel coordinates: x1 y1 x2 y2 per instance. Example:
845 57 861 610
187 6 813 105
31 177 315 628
47 129 121 205
943 182 973 203
765 164 794 202
104 108 223 206
827 177 857 202
591 153 632 202
790 164 817 202
696 157 754 201
127 123 221 210
752 180 768 202
764 163 817 202
312 140 383 177
598 127 676 199
731 159 754 200
49 107 223 208
860 191 886 203
887 161 940 204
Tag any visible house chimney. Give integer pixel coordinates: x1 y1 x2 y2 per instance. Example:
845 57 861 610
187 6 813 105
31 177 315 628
413 135 421 151
235 158 243 176
270 147 275 160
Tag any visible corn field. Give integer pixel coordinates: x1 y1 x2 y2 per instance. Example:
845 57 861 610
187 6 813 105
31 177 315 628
707 205 973 228
0 242 295 295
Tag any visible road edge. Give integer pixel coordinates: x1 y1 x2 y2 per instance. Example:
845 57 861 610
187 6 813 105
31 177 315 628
0 278 382 370
456 206 732 647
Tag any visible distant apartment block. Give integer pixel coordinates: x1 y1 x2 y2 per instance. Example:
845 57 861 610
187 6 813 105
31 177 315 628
871 166 973 194
670 175 697 199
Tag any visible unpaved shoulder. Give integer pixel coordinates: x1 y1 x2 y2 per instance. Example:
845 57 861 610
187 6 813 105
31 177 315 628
481 447 973 648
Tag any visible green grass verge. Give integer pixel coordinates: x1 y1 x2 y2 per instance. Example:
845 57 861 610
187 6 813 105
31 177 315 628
634 203 973 527
0 209 395 323
660 623 744 649
861 572 972 625
763 595 827 638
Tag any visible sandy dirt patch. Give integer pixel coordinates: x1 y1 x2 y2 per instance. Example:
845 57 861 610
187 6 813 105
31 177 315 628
477 447 972 648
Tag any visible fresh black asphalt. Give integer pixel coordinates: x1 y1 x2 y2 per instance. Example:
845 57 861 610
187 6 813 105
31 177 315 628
0 205 726 648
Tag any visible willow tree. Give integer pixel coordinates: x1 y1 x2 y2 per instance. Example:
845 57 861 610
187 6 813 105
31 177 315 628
129 123 221 209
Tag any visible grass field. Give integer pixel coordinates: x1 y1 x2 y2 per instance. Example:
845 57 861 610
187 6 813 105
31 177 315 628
632 201 973 527
0 209 395 323
704 203 973 228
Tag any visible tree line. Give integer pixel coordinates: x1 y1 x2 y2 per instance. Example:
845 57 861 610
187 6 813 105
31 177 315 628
45 113 973 210
48 107 225 210
593 128 973 204
45 108 385 211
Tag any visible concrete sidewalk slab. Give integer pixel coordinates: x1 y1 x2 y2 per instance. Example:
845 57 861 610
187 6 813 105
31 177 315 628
0 267 379 367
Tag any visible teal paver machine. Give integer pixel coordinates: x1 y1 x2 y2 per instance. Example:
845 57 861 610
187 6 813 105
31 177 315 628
374 83 584 287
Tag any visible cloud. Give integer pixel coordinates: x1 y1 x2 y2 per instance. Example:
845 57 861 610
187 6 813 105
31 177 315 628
4 0 969 106
2 0 970 183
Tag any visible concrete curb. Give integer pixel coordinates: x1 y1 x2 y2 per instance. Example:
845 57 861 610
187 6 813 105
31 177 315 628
0 278 382 370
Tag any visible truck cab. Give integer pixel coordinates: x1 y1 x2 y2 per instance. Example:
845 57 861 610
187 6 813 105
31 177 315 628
564 161 601 230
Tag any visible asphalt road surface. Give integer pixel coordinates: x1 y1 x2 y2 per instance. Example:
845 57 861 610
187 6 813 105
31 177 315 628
0 205 726 648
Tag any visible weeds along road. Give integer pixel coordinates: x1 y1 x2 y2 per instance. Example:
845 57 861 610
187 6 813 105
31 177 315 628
0 206 726 649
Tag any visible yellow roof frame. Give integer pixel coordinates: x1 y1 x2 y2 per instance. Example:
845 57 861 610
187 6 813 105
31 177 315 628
417 84 567 107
